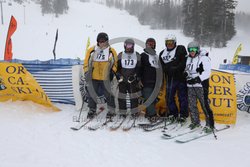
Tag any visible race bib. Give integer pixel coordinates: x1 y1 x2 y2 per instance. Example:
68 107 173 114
161 48 176 64
148 53 159 68
92 47 110 62
121 52 137 69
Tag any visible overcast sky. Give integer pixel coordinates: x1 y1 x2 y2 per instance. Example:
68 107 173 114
236 0 250 13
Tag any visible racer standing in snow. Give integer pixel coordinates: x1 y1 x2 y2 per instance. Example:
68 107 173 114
185 41 214 132
140 38 162 122
159 35 189 123
116 38 141 118
84 32 117 119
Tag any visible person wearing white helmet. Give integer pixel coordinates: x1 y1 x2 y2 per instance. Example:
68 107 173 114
185 41 214 133
159 34 189 124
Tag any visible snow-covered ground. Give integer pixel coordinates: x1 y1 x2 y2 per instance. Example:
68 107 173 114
0 1 250 167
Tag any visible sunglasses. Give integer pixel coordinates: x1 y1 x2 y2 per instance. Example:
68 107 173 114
98 40 107 43
165 40 175 45
188 47 199 52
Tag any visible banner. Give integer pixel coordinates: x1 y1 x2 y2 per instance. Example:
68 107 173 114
0 62 60 111
4 16 17 61
199 70 237 124
232 43 243 64
234 73 250 113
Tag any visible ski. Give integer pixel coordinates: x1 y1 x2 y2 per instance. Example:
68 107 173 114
162 126 199 140
175 125 230 143
70 110 103 131
88 118 113 131
137 119 164 128
109 116 127 131
143 120 175 132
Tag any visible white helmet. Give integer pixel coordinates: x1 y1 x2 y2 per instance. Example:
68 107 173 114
165 34 177 43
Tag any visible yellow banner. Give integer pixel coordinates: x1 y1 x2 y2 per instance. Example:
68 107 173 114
0 63 60 111
85 37 90 55
232 43 242 64
155 71 237 124
199 70 237 124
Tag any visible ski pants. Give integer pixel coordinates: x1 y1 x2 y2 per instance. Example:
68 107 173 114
166 78 189 119
202 79 215 128
142 87 157 117
87 79 116 113
188 86 209 125
118 81 140 115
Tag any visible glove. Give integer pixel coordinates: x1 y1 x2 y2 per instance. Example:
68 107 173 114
138 81 144 88
196 62 204 75
118 76 123 83
183 71 189 78
187 77 201 85
128 75 136 83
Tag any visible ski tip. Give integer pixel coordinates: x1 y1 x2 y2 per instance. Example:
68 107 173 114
175 140 186 143
163 133 171 137
70 127 79 131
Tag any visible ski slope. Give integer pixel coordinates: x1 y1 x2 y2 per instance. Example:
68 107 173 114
0 1 250 167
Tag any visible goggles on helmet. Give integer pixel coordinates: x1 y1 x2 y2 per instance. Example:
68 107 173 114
188 47 199 52
125 43 134 49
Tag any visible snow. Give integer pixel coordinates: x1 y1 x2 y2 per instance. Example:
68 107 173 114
0 1 250 167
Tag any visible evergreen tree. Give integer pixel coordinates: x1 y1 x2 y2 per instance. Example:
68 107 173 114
53 0 69 17
40 0 53 15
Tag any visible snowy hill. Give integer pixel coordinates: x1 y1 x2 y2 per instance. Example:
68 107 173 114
1 1 250 167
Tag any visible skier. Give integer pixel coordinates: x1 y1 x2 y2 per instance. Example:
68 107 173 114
159 34 189 124
83 32 117 119
185 41 214 132
116 38 141 119
140 38 162 122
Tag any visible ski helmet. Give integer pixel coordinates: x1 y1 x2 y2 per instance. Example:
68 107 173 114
124 38 135 53
165 34 176 43
187 41 200 53
146 38 156 49
97 32 109 42
165 34 176 49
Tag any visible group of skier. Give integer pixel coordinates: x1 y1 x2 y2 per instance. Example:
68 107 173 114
83 32 215 133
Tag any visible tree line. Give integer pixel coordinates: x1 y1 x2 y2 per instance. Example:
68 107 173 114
13 0 240 48
106 0 237 48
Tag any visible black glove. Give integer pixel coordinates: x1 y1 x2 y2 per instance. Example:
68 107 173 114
196 62 204 75
187 77 201 85
183 72 189 78
128 75 136 83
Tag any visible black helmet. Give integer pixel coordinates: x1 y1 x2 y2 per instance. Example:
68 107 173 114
124 38 135 53
146 38 156 49
97 32 109 42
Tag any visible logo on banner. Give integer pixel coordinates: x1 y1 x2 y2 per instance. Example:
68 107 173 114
237 82 250 113
0 76 7 91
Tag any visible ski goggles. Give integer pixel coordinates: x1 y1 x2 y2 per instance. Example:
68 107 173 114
125 43 134 49
165 40 175 45
188 47 199 52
